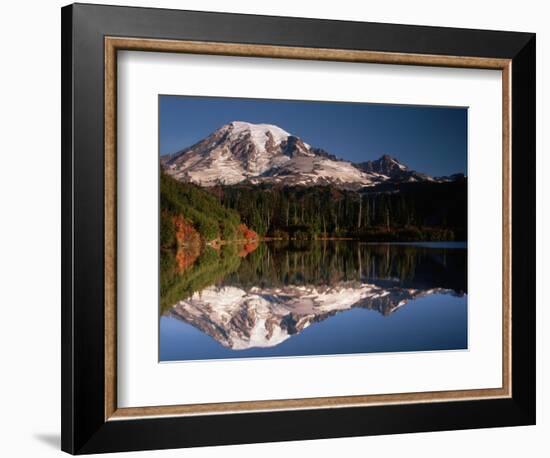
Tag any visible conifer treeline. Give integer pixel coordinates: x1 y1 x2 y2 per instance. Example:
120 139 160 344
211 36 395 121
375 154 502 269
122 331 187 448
215 180 467 241
161 172 467 244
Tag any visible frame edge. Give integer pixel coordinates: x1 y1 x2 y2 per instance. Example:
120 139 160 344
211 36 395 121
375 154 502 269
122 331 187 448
510 33 536 425
61 3 75 454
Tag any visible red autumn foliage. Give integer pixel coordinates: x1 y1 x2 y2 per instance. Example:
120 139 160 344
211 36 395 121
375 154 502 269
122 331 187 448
238 224 258 241
238 240 259 257
173 214 201 272
237 224 259 257
175 245 201 273
173 214 200 247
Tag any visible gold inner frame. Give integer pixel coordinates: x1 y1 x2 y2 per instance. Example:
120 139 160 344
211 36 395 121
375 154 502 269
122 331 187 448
104 37 512 421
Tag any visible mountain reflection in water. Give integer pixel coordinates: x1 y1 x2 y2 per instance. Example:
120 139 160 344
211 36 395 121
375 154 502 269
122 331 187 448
160 240 467 361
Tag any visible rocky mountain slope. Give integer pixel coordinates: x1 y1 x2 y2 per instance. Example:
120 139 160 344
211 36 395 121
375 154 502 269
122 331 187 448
162 121 461 188
356 154 433 183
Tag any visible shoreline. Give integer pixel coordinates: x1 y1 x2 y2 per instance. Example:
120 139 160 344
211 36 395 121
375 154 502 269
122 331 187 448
206 238 259 248
204 236 465 246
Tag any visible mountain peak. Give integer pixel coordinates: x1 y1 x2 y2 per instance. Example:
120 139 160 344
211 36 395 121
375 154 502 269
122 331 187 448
379 154 407 167
225 121 292 145
380 154 393 160
357 154 408 177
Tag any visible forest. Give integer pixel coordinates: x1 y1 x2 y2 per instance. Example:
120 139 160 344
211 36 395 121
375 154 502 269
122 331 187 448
213 179 467 241
161 172 467 246
160 172 242 249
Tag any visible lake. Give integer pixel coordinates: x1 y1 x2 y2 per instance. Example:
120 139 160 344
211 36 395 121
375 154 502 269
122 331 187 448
159 240 467 362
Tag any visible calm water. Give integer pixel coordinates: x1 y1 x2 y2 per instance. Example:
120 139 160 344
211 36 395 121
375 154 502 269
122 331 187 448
159 241 467 362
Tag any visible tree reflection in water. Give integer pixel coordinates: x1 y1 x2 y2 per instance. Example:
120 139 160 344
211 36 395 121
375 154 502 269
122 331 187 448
160 241 466 351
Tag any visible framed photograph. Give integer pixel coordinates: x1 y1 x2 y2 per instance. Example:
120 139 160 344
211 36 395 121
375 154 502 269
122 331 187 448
61 3 536 454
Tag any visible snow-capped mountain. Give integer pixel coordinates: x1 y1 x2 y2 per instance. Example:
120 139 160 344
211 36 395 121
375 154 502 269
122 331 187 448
162 121 460 188
168 282 459 350
162 121 294 184
162 121 384 187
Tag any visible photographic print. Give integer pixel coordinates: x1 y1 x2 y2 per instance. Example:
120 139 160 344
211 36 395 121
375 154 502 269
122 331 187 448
159 96 468 362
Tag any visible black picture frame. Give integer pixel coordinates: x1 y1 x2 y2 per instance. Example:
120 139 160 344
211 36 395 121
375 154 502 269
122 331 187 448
61 3 535 454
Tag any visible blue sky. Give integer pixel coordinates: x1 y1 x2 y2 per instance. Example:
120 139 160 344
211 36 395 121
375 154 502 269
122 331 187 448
159 95 467 176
